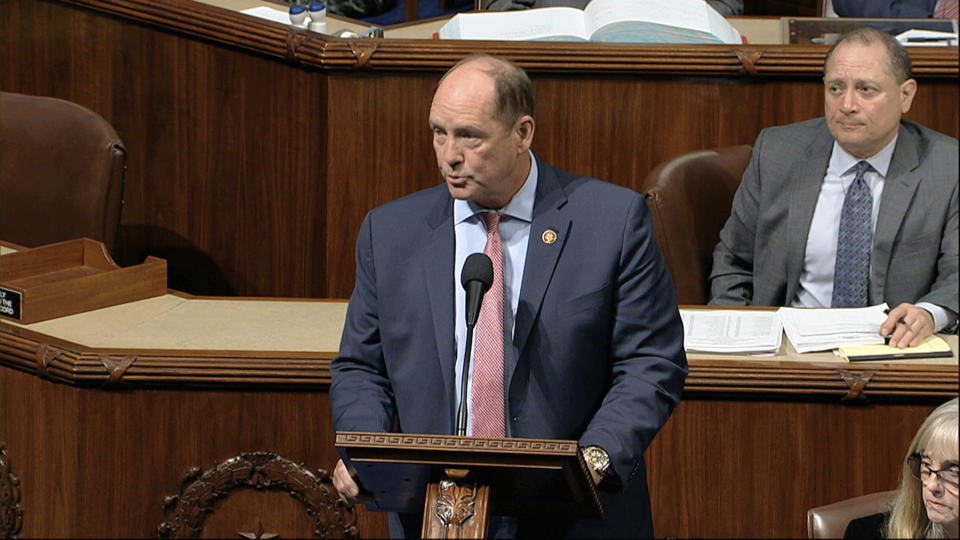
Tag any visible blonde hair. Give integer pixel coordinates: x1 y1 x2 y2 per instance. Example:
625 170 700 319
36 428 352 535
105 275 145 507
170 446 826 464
886 397 959 539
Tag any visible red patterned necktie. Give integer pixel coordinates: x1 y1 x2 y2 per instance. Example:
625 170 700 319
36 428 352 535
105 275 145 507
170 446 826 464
934 0 958 17
472 213 506 438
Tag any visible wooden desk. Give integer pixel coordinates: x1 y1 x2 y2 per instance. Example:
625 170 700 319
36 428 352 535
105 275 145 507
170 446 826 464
0 295 955 537
1 0 956 300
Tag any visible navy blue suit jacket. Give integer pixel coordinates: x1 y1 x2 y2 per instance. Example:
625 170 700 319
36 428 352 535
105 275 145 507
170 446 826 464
330 157 688 537
832 0 937 17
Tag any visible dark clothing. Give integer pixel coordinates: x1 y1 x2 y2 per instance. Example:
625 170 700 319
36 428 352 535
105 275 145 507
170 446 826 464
331 157 687 538
832 0 937 17
844 512 888 539
326 0 396 18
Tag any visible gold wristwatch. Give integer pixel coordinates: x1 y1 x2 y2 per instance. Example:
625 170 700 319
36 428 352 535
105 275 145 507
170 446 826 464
582 445 610 478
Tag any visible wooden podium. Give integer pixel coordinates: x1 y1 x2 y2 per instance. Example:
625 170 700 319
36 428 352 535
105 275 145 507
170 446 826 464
335 432 602 538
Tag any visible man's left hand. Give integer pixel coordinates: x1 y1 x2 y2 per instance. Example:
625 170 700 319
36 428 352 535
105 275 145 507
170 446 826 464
880 302 934 348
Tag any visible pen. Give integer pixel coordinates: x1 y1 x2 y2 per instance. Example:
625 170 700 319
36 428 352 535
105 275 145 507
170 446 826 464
882 308 907 322
882 308 907 345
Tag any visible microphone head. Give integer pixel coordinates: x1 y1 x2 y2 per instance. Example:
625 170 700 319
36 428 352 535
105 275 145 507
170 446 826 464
461 253 493 292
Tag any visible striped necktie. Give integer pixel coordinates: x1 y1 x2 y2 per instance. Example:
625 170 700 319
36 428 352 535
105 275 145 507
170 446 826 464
933 0 958 18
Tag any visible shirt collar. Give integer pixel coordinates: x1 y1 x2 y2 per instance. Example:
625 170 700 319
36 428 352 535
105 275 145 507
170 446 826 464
829 135 897 178
454 150 538 224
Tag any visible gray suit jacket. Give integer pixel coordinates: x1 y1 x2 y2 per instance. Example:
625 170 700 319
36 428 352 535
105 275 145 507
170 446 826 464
709 117 959 316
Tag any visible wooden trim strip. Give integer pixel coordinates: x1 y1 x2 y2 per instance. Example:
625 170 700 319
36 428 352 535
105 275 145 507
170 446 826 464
3 324 954 398
57 0 958 77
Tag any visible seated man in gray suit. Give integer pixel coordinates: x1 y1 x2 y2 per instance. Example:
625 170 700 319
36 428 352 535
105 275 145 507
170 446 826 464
710 27 958 348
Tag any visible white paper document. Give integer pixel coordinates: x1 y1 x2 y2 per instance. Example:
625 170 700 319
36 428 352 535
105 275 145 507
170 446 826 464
680 309 782 354
896 29 959 47
438 0 742 44
777 304 888 353
241 6 291 25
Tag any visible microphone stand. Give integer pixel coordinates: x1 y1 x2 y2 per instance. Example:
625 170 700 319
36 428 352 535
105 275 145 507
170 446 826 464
455 322 475 437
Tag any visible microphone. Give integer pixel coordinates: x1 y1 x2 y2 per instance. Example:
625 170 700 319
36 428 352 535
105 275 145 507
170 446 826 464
456 253 493 436
462 253 493 328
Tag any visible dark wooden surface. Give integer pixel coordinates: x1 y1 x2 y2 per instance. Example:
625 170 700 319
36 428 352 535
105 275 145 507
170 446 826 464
1 0 956 299
647 399 935 538
1 312 956 537
0 364 386 538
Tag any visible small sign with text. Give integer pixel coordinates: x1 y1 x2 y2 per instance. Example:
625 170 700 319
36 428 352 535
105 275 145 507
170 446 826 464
0 288 22 320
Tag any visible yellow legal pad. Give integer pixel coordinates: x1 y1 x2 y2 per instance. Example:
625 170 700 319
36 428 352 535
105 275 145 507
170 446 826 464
838 335 954 362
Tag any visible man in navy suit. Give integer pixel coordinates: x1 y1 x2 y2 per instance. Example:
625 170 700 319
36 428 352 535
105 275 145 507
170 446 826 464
330 54 687 538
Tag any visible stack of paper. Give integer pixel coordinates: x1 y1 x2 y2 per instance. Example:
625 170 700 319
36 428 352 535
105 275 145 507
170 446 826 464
777 304 888 353
679 309 782 354
896 29 958 47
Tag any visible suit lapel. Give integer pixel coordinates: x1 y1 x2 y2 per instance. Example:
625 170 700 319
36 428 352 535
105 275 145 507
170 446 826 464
512 161 569 370
784 125 834 304
422 190 457 418
871 125 922 304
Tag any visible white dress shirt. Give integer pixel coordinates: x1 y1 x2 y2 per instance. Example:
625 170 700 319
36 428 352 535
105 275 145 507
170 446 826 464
792 137 952 331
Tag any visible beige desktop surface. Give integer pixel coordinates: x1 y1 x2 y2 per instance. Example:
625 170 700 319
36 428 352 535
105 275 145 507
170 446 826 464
6 294 348 352
6 291 956 366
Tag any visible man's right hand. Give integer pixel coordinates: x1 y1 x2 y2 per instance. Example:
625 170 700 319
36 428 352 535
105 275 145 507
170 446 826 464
332 459 361 506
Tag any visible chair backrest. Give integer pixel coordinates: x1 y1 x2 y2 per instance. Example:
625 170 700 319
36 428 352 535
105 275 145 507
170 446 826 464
1 92 126 254
807 490 895 539
641 145 752 305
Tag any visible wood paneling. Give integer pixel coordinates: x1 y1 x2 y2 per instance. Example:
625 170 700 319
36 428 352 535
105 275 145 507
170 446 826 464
1 0 956 299
1 1 957 536
2 0 330 297
0 364 387 538
1 316 956 537
647 399 934 538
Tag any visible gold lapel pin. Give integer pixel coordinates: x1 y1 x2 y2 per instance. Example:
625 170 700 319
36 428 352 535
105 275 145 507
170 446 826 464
541 229 558 245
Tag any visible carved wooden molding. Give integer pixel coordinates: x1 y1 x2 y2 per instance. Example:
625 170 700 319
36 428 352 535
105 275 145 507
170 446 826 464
57 0 959 77
435 478 478 527
422 468 491 538
157 452 356 539
338 432 579 454
840 370 876 402
2 322 955 397
0 443 23 538
0 325 334 388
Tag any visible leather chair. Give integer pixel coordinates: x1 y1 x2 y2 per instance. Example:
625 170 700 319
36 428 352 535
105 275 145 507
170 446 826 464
641 145 752 305
807 490 895 539
1 92 126 254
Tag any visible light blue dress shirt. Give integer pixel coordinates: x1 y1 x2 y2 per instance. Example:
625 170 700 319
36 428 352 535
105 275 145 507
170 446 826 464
452 152 537 435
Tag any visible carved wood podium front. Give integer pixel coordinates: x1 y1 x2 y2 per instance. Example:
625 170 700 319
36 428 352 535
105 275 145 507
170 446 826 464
335 432 602 538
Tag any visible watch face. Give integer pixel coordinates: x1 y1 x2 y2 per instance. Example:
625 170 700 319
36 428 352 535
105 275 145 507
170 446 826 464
585 447 609 473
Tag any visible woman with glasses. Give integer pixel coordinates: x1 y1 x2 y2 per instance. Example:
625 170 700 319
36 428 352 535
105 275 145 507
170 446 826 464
845 397 958 539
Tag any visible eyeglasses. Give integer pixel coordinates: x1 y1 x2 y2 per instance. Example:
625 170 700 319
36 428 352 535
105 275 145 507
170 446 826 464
907 454 960 488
